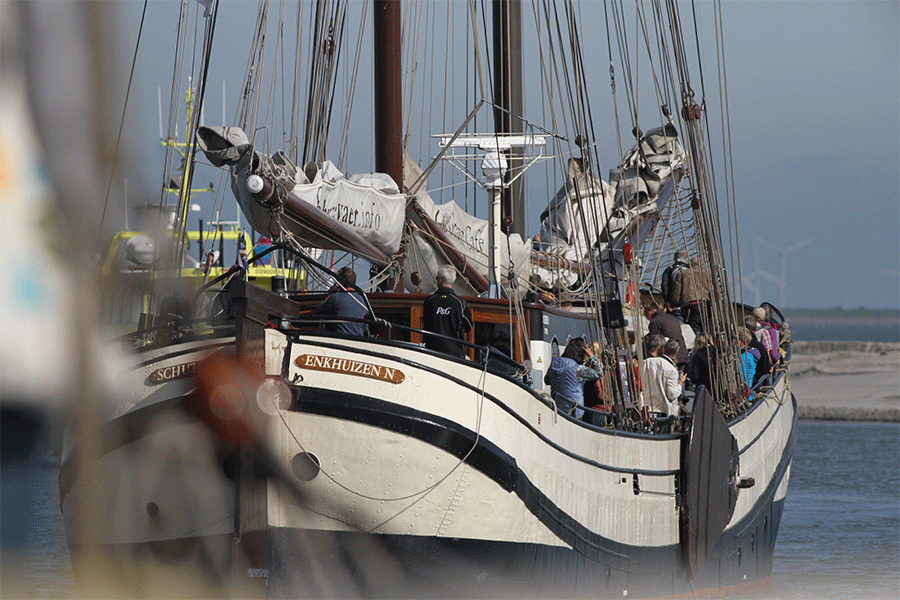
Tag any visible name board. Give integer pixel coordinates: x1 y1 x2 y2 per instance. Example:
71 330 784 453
149 361 198 384
295 354 405 384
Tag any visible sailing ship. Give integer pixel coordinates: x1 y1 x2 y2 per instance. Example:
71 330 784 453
61 1 797 598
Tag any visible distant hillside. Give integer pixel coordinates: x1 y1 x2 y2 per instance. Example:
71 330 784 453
781 308 899 342
785 308 899 325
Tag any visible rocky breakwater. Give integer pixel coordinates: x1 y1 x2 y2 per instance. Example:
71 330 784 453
789 341 900 422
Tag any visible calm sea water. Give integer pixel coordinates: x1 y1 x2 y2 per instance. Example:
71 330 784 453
2 421 897 599
765 421 900 600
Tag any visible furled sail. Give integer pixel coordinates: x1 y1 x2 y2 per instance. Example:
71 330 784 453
197 126 407 265
534 123 687 288
196 124 684 297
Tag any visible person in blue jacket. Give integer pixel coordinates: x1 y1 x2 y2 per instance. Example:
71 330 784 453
544 338 603 418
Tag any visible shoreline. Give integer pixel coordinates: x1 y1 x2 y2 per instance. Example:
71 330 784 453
796 406 900 423
788 340 899 423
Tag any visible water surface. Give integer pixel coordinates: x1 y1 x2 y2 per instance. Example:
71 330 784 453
4 423 897 599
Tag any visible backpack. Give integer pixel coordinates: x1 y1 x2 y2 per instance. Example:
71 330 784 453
661 263 687 305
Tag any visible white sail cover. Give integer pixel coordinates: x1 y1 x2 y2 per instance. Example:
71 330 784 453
403 156 533 297
197 126 406 258
197 124 684 296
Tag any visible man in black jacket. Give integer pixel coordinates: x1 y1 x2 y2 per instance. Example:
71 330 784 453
423 265 473 358
644 301 689 366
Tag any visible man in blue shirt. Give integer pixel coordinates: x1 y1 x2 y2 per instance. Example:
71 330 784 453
315 267 369 336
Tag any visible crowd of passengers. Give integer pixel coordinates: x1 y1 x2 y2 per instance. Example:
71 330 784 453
541 300 782 431
313 258 783 431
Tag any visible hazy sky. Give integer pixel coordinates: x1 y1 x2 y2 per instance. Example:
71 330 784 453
721 1 899 311
119 0 899 310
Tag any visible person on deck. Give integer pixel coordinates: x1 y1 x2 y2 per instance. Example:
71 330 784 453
583 341 612 421
744 316 773 385
641 338 685 418
660 251 689 321
423 265 473 358
685 332 715 392
644 333 666 359
737 328 758 397
638 334 666 407
315 266 370 337
753 306 780 365
543 338 602 419
644 302 689 366
672 257 711 334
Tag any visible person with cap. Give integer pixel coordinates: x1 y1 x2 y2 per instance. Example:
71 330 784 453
423 264 473 358
752 306 779 364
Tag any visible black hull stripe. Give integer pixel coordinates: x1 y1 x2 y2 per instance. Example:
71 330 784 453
58 394 198 504
732 393 798 539
294 338 684 476
134 339 234 369
295 387 642 564
61 340 235 501
291 387 796 568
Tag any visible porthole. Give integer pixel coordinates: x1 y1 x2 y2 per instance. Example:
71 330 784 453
291 452 321 482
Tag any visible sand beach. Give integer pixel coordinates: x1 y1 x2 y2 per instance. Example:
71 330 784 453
788 341 899 422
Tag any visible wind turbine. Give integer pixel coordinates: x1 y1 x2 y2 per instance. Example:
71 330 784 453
752 235 815 308
742 243 778 306
742 268 780 306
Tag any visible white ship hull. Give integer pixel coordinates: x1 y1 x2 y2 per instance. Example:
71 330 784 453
61 325 796 598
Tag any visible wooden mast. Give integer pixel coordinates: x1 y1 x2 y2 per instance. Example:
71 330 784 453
493 0 524 237
373 0 403 188
374 0 404 291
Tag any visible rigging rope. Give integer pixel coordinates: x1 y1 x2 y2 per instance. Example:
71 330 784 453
96 0 149 257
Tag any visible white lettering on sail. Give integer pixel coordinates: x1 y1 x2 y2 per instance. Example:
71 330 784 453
295 354 405 384
436 209 486 254
297 178 403 256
